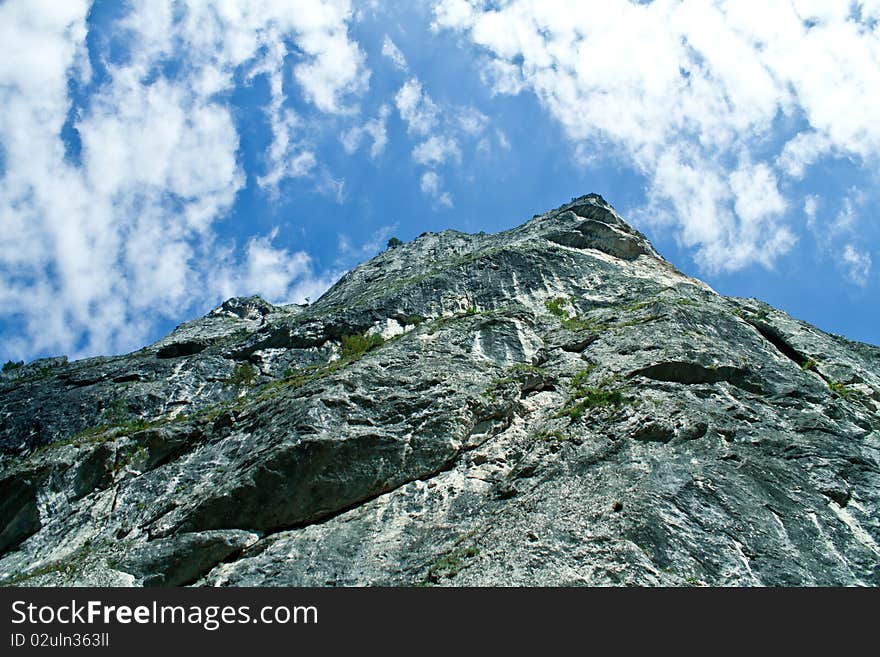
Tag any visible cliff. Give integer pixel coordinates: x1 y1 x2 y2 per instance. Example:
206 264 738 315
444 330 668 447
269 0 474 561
1 194 878 586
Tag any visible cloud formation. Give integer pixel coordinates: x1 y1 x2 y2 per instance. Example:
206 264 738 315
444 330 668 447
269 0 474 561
412 135 462 167
393 70 495 206
340 104 390 158
381 35 409 71
841 245 872 287
0 0 367 359
433 0 880 272
394 78 440 136
420 171 453 208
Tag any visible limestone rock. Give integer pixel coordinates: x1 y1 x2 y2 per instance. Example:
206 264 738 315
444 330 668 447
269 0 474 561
1 194 877 587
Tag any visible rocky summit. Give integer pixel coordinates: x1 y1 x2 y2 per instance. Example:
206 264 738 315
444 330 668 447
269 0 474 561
1 194 878 587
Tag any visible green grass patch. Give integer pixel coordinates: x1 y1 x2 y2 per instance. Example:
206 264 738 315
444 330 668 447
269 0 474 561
340 332 385 359
422 545 480 585
569 364 596 389
257 362 342 398
34 393 250 458
734 307 769 321
64 417 164 447
623 299 654 312
103 398 132 424
556 387 626 420
545 297 570 319
556 369 628 420
533 429 567 442
257 331 388 401
545 297 613 332
828 380 857 399
113 445 149 474
229 362 257 387
614 315 662 329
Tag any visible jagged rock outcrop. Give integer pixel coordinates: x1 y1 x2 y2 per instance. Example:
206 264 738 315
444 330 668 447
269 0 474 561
1 194 878 586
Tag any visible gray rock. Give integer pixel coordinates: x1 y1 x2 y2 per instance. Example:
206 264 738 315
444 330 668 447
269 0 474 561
1 194 878 587
117 530 258 586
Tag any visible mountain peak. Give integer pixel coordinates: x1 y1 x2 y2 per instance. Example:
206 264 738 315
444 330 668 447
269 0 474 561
523 193 662 262
310 193 689 330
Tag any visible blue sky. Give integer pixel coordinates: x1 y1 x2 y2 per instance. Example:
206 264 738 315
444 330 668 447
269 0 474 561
0 0 878 363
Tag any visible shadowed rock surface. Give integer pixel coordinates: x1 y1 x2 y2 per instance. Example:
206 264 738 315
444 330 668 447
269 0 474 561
1 194 878 586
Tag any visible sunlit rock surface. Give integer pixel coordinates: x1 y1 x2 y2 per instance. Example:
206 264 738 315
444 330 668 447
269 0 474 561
1 194 878 586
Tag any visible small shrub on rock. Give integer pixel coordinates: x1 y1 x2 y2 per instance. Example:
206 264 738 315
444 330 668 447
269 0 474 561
340 332 385 360
230 362 257 387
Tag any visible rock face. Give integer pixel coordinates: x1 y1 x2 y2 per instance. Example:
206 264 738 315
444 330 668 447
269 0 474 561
1 193 878 586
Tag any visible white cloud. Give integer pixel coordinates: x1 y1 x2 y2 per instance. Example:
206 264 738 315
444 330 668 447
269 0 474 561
778 132 833 179
315 169 347 204
234 2 369 193
730 160 788 229
804 195 819 228
244 232 316 302
420 171 453 208
833 197 858 234
0 0 368 359
381 34 409 71
394 77 468 205
642 148 795 272
412 135 462 166
393 76 495 204
478 59 524 95
213 229 340 306
395 78 439 136
255 73 317 193
457 106 489 135
340 104 390 158
808 189 865 247
863 0 880 20
802 189 874 286
841 244 872 287
433 0 880 272
294 29 368 114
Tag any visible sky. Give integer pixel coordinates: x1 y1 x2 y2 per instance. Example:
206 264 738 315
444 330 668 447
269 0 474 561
0 0 878 364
